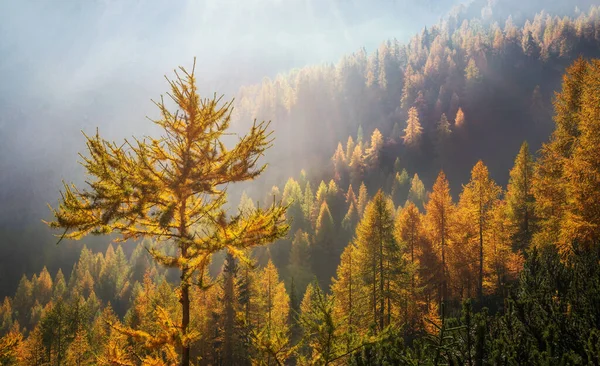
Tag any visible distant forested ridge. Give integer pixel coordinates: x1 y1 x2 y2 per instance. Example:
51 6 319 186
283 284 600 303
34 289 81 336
232 3 600 193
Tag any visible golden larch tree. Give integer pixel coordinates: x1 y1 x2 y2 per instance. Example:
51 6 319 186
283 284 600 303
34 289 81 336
424 171 454 308
45 59 289 366
459 161 501 301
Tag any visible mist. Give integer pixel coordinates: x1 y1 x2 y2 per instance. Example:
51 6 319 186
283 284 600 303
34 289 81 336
0 0 466 295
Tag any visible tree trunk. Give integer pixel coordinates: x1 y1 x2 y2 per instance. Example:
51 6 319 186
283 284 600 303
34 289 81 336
478 215 483 303
441 208 446 308
379 201 385 332
348 250 353 352
181 276 190 366
180 198 190 366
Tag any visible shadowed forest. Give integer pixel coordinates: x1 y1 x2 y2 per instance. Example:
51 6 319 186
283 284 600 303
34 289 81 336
3 1 600 365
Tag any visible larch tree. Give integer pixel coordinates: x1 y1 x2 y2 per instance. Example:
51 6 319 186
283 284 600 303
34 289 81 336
403 107 423 147
346 184 357 208
287 229 313 300
424 172 454 307
354 191 405 332
357 125 364 145
435 113 452 167
562 59 600 251
331 245 364 344
407 173 426 210
303 182 315 222
342 202 359 233
506 141 535 251
44 59 289 366
455 107 465 128
316 181 329 207
365 128 383 167
460 161 501 301
250 260 291 365
485 200 522 294
349 144 364 186
220 251 241 365
297 281 345 365
391 169 409 207
313 201 336 287
345 136 355 163
357 183 369 218
0 323 22 366
533 57 587 253
332 142 347 183
395 201 423 286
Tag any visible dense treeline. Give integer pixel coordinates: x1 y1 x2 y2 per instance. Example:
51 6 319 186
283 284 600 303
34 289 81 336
233 4 600 194
2 55 600 364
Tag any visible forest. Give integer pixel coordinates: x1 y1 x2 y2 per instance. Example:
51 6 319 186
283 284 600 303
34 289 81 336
3 1 600 365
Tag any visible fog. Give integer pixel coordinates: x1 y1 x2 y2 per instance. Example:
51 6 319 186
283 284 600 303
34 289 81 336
0 0 466 295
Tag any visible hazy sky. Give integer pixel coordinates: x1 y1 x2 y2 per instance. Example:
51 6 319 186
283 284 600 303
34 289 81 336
0 0 464 224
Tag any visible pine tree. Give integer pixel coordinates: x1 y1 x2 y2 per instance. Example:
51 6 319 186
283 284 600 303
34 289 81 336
506 141 535 251
403 107 423 147
45 60 289 365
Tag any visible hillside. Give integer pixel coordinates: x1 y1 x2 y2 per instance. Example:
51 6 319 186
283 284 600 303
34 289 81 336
232 3 600 195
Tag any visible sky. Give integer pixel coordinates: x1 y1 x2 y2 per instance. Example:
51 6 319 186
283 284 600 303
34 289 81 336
0 0 463 225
